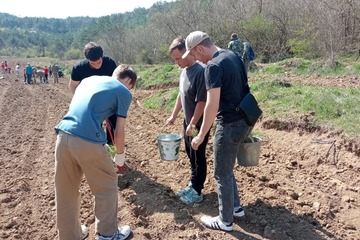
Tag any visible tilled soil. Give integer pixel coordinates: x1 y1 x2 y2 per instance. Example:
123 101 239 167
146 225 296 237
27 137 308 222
0 67 359 240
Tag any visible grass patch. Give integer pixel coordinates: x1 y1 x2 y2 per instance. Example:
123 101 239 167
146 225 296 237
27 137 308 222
135 64 179 89
251 80 360 136
252 57 360 77
143 88 179 111
136 59 360 137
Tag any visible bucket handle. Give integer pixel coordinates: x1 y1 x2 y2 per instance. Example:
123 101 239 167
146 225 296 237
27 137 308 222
159 122 168 132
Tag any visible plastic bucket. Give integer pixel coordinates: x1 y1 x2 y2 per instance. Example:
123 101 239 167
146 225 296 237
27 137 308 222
237 137 261 166
156 134 182 161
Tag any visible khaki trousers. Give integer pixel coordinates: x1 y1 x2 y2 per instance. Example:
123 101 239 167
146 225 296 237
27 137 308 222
55 131 118 239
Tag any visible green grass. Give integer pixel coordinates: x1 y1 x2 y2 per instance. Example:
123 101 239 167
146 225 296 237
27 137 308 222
135 64 179 89
143 88 179 111
137 57 360 138
252 57 360 77
251 80 360 137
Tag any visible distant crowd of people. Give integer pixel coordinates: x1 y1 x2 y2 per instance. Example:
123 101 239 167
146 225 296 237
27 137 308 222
1 60 63 84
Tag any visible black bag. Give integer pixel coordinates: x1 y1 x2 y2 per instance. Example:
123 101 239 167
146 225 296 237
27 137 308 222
235 92 262 126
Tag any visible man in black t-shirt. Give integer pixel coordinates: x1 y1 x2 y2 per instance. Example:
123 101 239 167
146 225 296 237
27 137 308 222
182 31 252 232
70 42 117 145
167 37 210 205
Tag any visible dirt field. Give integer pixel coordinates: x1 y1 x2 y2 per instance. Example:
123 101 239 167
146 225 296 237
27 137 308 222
0 61 359 240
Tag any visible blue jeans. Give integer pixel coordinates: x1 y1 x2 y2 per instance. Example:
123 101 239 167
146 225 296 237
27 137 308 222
213 119 251 223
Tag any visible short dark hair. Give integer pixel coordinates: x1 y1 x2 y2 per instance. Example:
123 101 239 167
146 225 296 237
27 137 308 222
84 42 103 61
231 33 238 40
198 38 213 48
169 37 186 54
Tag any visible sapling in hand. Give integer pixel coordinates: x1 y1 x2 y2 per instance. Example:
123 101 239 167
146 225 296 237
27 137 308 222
105 144 125 171
188 124 199 138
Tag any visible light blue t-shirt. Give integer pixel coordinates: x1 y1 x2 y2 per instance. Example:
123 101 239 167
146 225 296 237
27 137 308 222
55 75 132 144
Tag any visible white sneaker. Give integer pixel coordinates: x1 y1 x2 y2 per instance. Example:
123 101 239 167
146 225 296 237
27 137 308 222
98 225 131 240
200 215 233 232
81 225 89 240
234 206 245 218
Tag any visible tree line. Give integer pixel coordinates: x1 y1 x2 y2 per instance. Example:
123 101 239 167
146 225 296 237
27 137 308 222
1 0 359 66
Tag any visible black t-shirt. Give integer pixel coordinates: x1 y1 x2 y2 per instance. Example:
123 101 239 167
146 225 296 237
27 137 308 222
205 49 249 123
71 56 117 81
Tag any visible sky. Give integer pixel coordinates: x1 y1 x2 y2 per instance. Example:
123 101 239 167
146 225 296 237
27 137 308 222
0 0 175 19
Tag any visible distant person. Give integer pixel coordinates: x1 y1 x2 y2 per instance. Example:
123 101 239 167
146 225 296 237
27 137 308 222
167 37 210 204
15 64 20 80
23 67 27 83
54 64 137 240
52 63 59 83
70 41 117 145
49 64 52 77
25 63 33 84
44 66 49 83
228 32 251 74
227 33 243 55
1 62 4 73
58 66 64 78
32 67 37 83
183 31 251 232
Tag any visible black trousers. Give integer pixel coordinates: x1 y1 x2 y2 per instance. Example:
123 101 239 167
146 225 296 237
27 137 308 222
183 120 210 195
106 114 117 145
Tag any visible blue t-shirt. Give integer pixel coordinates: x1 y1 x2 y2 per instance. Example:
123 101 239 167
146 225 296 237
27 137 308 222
205 49 249 123
55 76 132 143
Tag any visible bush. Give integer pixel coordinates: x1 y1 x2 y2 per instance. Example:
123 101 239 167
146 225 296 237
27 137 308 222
64 49 82 60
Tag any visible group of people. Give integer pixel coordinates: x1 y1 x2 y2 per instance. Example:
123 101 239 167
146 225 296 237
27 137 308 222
55 42 136 240
22 63 60 84
1 60 11 74
54 30 255 239
168 31 252 232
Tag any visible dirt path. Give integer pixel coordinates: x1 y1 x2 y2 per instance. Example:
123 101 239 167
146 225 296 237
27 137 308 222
0 74 359 240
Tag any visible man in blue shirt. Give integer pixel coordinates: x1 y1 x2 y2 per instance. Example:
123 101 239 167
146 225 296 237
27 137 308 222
55 64 137 240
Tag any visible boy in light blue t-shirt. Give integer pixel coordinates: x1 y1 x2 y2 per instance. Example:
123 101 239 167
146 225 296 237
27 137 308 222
54 64 137 240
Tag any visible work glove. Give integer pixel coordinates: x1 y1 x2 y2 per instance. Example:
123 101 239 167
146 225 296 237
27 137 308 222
114 153 125 171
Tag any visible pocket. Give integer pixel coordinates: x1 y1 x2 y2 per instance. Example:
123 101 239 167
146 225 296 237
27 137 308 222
228 120 250 144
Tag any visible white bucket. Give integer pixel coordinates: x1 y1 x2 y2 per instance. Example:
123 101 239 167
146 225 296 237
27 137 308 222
237 137 261 166
156 134 182 161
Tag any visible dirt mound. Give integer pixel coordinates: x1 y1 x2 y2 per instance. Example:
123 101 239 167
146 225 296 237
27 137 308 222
0 72 359 240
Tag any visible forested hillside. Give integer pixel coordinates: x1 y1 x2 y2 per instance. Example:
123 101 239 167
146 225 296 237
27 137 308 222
1 0 359 66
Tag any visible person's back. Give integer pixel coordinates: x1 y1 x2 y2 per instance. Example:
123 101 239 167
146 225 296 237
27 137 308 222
54 64 136 240
228 33 243 55
56 76 131 144
52 64 58 73
207 49 249 123
52 64 59 83
25 64 33 75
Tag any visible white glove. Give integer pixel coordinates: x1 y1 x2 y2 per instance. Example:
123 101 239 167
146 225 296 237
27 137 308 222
114 153 125 166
